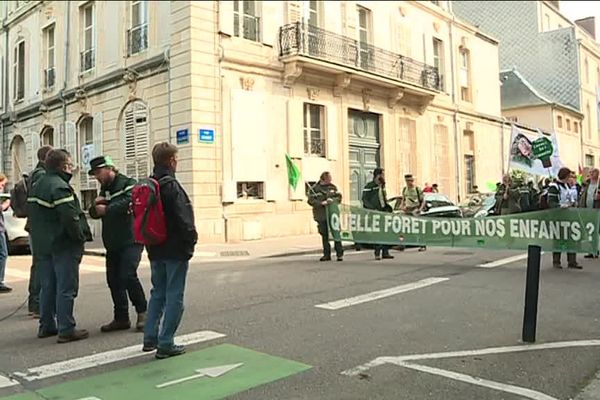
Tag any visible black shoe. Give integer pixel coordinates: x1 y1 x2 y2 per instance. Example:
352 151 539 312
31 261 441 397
38 330 58 339
568 264 583 270
553 263 563 269
319 256 332 262
101 320 131 333
382 255 395 259
156 344 186 359
57 329 89 343
375 255 381 260
584 254 595 259
0 285 12 293
337 256 343 262
142 342 157 352
418 247 427 252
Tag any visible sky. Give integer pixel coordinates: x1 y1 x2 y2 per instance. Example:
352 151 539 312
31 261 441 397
560 1 600 23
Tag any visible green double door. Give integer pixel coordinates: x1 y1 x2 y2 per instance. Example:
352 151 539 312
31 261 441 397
348 110 380 207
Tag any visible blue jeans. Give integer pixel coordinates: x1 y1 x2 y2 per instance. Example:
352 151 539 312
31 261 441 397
0 233 7 285
38 244 83 336
144 259 189 349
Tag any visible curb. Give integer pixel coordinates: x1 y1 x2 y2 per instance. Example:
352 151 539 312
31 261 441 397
84 244 357 260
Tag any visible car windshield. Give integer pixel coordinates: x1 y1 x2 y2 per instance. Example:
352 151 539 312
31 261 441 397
425 194 454 207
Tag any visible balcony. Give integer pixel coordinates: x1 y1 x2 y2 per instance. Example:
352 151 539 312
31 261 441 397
80 48 95 73
128 23 149 56
44 67 55 90
278 23 440 109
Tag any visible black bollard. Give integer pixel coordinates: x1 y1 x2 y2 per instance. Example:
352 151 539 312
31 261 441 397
522 245 542 343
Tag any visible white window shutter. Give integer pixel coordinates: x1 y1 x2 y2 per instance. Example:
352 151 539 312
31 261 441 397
93 112 103 157
219 0 234 36
287 99 303 158
65 121 77 167
287 1 302 24
341 2 357 37
326 104 337 161
30 131 40 170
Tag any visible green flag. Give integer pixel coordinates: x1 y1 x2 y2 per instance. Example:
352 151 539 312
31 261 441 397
285 154 301 190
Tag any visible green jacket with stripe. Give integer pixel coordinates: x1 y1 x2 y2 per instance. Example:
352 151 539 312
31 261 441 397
89 173 137 252
362 180 390 211
28 170 92 256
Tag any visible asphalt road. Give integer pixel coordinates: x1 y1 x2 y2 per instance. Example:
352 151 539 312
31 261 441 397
1 246 600 399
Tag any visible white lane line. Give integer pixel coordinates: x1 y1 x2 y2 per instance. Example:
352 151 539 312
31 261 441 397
477 253 534 268
341 339 600 377
398 361 558 400
13 330 226 382
0 374 19 389
315 277 449 310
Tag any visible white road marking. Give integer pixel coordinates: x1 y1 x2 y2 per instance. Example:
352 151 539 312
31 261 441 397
156 363 243 389
477 253 541 268
0 374 19 389
398 361 558 400
342 339 600 377
13 330 226 382
315 277 449 310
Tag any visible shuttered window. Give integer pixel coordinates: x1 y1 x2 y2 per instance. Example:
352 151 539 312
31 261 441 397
79 117 97 191
123 101 149 179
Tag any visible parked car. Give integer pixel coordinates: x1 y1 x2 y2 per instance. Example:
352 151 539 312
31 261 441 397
0 193 29 254
460 193 497 218
389 193 463 218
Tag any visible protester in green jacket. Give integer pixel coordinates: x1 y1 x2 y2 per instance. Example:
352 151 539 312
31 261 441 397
25 145 53 317
494 174 521 215
28 149 91 343
362 168 393 260
307 171 343 262
89 156 148 332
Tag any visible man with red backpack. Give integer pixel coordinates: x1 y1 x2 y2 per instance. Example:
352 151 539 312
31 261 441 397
88 155 147 333
139 142 197 359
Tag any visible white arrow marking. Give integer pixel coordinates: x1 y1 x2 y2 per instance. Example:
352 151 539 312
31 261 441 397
156 363 243 389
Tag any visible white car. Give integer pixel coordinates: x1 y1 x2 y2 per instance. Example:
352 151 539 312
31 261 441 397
0 193 29 254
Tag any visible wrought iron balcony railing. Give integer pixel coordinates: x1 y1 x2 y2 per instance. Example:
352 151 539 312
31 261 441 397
304 136 326 157
279 23 441 91
128 23 149 56
44 67 55 89
80 48 95 73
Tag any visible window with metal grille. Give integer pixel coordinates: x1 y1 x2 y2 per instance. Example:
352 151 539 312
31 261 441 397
586 154 595 168
80 2 95 72
233 0 260 42
13 41 25 101
44 24 55 89
123 101 149 180
433 38 444 91
128 0 148 56
303 103 326 157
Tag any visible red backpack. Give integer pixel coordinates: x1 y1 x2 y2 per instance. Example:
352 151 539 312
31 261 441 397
131 177 170 245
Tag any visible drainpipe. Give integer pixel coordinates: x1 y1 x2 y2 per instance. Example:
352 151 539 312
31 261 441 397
164 47 172 143
216 2 228 242
576 38 585 167
61 1 71 143
501 116 508 174
448 7 461 202
2 2 8 173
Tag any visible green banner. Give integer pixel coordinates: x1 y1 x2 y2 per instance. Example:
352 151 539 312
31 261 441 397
327 204 600 253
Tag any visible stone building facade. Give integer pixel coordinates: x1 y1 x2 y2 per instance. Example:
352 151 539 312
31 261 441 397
0 1 509 243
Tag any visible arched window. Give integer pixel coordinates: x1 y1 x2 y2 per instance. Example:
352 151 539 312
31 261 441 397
122 100 149 179
10 136 25 182
41 126 54 146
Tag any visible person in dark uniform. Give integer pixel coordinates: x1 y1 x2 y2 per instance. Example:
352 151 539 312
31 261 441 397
28 149 92 343
89 156 148 332
362 168 394 260
308 172 343 262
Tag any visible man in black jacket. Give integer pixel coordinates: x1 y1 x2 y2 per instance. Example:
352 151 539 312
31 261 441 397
143 142 198 359
26 145 53 317
362 168 394 260
89 155 147 332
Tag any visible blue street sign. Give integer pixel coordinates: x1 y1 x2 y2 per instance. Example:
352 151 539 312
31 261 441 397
176 129 189 145
199 128 215 143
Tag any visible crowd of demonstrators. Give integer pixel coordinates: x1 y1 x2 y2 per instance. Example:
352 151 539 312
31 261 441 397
308 172 344 262
362 168 394 260
494 174 522 215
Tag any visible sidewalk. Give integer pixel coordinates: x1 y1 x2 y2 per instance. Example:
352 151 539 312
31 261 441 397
84 234 351 260
575 371 600 400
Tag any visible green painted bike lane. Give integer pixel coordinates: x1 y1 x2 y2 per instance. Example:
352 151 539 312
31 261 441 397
4 344 311 400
